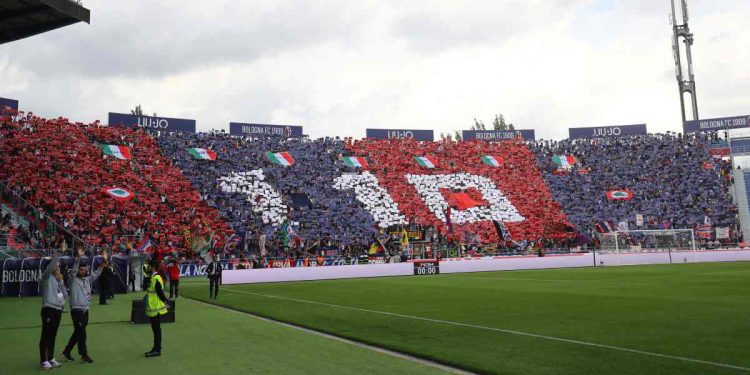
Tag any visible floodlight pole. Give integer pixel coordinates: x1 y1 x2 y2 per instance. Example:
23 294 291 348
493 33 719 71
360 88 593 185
671 0 699 124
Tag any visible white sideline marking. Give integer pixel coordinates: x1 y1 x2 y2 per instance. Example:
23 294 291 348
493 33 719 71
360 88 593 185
184 296 474 375
223 287 750 373
441 276 581 283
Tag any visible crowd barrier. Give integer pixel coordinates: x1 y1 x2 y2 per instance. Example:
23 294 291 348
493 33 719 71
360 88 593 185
222 249 750 284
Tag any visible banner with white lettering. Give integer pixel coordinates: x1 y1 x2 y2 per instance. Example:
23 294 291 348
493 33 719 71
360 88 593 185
462 130 536 141
568 124 647 139
0 97 19 110
108 112 196 133
684 115 750 133
229 122 303 137
366 129 434 141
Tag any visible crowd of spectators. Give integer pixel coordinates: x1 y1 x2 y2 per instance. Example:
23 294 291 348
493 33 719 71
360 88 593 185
529 132 739 241
0 106 742 258
347 138 573 243
0 109 229 257
156 131 378 253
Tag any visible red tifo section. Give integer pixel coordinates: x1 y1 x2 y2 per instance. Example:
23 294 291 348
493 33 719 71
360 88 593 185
0 115 229 253
347 138 573 242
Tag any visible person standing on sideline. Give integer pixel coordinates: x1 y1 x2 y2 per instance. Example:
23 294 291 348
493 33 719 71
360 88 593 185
206 255 222 299
98 259 114 305
39 249 67 370
165 259 180 298
62 248 105 364
145 260 170 358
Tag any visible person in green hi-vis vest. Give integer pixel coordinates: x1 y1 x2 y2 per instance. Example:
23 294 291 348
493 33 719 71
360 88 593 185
144 260 169 358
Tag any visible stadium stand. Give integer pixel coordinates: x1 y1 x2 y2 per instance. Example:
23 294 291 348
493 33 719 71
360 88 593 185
346 138 574 243
530 133 738 239
0 107 741 256
155 132 377 248
0 109 229 256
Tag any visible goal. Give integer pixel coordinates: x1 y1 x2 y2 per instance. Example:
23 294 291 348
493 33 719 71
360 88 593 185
596 229 696 253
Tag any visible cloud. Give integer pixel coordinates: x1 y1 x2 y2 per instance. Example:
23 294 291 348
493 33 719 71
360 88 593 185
0 0 748 140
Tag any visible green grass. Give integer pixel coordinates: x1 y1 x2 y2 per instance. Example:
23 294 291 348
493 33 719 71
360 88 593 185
180 262 750 375
0 293 446 374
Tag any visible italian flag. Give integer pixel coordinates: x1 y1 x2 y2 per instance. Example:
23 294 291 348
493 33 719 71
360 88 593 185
102 187 134 202
267 151 295 166
188 148 217 160
414 156 437 169
342 156 368 168
481 155 502 167
552 155 577 168
102 145 132 160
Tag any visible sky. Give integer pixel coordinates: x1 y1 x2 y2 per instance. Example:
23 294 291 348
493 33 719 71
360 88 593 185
1 0 748 140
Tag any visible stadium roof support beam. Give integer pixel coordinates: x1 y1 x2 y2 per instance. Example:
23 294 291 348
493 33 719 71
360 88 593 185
0 0 90 45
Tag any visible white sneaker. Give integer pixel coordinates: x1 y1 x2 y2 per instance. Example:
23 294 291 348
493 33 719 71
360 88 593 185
49 359 62 368
39 361 53 370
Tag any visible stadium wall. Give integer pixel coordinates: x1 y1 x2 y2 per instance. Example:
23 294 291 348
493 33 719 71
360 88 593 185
222 250 750 284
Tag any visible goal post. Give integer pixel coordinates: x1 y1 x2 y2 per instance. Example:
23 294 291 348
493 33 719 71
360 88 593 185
596 229 696 260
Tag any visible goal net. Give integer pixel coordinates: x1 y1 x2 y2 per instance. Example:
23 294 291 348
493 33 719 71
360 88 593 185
597 229 696 254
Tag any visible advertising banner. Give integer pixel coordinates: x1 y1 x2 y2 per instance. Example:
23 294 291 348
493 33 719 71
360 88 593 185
1 255 128 298
684 115 750 133
179 261 234 277
462 130 536 141
568 124 647 139
366 129 434 141
229 122 303 137
108 112 196 133
0 97 19 110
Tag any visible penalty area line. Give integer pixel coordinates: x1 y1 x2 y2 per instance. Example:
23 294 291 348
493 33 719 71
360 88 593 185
223 287 750 373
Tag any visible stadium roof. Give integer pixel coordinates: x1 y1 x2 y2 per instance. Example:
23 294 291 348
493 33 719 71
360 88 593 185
0 0 90 45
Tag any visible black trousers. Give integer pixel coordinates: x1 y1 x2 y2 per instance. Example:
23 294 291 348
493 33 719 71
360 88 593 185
169 279 179 298
39 307 62 362
149 316 162 352
209 277 220 298
99 284 109 305
64 309 89 356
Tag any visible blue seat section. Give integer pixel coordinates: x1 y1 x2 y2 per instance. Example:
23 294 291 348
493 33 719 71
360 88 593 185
529 133 737 233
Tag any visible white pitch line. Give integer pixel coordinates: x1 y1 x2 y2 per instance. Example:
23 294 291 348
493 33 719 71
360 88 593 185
223 287 750 373
183 296 474 375
440 276 581 283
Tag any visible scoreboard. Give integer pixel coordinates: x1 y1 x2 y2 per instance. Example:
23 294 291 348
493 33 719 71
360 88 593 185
413 260 439 276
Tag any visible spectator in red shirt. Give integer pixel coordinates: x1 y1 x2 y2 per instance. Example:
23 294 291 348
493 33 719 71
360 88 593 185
165 259 180 299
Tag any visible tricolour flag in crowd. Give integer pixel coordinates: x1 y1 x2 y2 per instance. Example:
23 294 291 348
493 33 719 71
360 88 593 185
481 155 502 167
102 187 134 202
414 156 437 169
135 237 153 253
188 148 217 160
267 151 295 166
552 155 577 168
342 156 369 168
606 189 634 201
101 145 132 160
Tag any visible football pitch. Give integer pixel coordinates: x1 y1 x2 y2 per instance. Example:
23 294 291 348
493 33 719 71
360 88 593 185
2 262 750 374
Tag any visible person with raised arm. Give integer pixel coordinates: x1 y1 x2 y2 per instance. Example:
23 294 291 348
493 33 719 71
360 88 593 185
61 246 105 364
38 248 67 370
